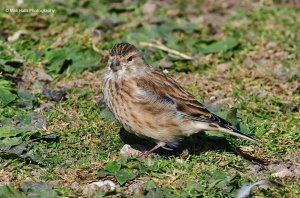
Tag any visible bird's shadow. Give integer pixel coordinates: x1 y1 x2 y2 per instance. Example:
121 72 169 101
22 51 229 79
119 128 268 166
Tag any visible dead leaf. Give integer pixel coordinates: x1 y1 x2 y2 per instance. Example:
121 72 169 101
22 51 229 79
7 30 29 42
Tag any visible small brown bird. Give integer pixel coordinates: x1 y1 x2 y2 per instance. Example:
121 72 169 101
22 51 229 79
102 43 258 154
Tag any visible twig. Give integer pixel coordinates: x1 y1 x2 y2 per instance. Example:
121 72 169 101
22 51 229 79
140 42 193 60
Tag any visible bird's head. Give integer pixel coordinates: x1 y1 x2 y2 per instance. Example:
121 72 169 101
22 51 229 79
107 43 147 76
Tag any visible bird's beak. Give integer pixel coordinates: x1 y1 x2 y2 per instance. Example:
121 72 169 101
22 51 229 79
110 59 121 72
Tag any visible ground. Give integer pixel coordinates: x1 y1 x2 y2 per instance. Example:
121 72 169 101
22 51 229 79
0 0 299 197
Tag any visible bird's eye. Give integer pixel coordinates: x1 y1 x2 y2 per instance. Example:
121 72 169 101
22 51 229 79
127 56 133 62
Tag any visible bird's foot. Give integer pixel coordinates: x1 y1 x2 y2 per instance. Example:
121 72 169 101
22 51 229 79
140 142 166 157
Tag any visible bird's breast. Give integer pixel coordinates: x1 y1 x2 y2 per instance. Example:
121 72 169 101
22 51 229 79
103 77 183 143
103 78 137 130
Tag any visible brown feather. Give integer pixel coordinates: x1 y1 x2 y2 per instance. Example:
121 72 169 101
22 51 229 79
135 69 213 118
109 42 139 57
133 68 259 143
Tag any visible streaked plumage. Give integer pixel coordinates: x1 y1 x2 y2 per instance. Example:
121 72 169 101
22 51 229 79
102 43 258 153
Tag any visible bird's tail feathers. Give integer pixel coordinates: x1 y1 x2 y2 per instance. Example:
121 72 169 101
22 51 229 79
218 125 260 144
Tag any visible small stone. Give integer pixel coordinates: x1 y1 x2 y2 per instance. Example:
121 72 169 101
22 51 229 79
82 180 116 197
48 180 59 187
289 165 300 176
42 88 67 101
145 159 154 168
31 170 41 179
120 144 145 157
37 102 54 111
70 182 80 190
82 184 98 197
92 180 116 191
215 63 230 72
180 149 189 157
271 167 293 178
128 180 146 195
35 67 53 82
175 158 184 164
272 66 290 81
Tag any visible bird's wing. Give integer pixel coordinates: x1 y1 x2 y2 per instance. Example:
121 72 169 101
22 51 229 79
134 69 259 143
135 70 221 123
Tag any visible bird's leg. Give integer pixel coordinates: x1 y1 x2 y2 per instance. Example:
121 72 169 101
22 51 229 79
141 142 166 156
